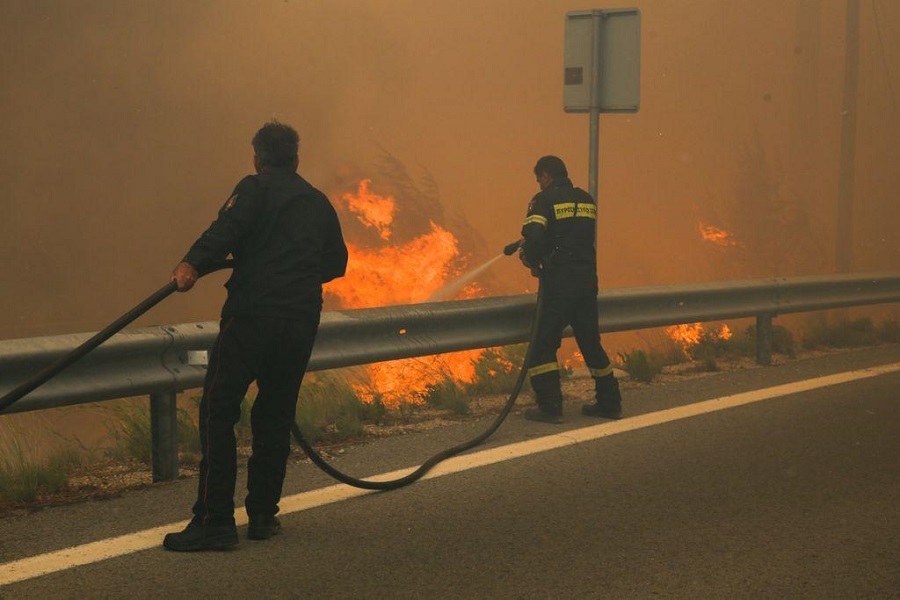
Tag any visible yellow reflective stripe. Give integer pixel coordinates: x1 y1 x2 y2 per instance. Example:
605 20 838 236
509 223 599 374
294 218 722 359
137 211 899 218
528 362 559 377
524 214 548 227
554 203 597 220
577 204 597 219
589 365 614 378
554 203 575 219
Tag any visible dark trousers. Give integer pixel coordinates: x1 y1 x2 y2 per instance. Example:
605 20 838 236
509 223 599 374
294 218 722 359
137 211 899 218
527 291 613 408
192 314 319 526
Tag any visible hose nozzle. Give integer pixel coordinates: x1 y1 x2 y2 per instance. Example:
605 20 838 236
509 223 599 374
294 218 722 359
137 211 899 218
503 239 523 256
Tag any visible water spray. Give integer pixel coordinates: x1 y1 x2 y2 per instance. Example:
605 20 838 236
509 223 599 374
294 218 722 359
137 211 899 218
426 238 523 303
427 253 505 302
0 241 542 493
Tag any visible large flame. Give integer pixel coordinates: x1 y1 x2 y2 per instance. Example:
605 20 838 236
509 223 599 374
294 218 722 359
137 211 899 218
325 179 485 410
326 222 462 307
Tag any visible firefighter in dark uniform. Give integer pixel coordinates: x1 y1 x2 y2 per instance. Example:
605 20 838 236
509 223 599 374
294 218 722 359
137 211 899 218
163 121 348 551
519 155 622 424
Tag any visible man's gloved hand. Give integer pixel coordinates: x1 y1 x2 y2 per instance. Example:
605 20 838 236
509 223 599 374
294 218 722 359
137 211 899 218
171 261 199 292
518 247 541 277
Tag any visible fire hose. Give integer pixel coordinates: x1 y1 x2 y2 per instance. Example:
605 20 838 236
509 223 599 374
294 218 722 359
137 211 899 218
0 240 541 492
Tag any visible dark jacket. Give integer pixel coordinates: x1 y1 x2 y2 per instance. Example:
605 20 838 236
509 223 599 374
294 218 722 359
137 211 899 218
183 168 348 319
520 178 598 295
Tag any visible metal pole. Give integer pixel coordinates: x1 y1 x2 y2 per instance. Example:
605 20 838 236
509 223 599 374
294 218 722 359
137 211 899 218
589 11 602 249
150 391 179 482
755 314 774 366
589 109 600 202
589 110 601 283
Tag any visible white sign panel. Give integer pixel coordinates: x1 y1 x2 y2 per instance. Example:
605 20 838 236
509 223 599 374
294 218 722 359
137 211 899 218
564 9 641 113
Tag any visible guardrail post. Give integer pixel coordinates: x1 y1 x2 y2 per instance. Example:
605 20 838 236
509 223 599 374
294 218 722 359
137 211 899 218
150 391 179 482
756 314 774 366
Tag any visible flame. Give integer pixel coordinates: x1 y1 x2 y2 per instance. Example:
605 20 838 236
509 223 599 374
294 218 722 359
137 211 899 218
698 222 741 247
326 222 462 307
325 178 485 410
666 323 704 352
342 179 395 241
665 322 732 358
562 350 584 373
355 356 478 408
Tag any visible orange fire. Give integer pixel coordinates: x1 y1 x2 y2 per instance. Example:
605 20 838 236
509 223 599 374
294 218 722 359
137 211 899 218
698 222 741 247
666 323 732 358
562 350 584 374
342 178 395 241
325 179 485 410
326 222 463 307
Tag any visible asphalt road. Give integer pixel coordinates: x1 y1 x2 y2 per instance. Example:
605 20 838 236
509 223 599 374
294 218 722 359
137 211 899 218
1 345 898 599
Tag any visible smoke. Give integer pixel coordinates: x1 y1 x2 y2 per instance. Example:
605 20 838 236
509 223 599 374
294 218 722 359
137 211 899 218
1 0 899 340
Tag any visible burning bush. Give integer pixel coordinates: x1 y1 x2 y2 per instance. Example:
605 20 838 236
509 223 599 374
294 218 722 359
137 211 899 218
323 172 502 410
665 323 733 360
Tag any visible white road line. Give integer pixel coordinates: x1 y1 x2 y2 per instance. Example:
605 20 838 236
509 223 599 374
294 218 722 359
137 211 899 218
2 362 899 587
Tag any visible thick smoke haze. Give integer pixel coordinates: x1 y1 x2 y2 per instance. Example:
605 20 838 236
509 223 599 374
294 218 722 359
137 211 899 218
1 0 898 339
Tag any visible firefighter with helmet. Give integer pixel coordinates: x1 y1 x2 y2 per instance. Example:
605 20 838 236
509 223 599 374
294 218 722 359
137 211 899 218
518 155 622 423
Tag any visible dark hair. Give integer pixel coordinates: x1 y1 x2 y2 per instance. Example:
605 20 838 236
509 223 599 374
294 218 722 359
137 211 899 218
533 155 568 180
252 121 299 169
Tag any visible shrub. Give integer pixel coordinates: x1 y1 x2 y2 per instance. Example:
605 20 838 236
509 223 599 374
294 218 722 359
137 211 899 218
105 401 153 464
425 378 470 415
803 315 879 349
106 398 213 465
177 404 201 462
878 319 900 343
618 350 664 383
467 345 528 396
745 324 796 357
295 372 381 444
235 394 255 445
0 432 82 504
691 325 747 369
772 325 797 356
177 373 383 450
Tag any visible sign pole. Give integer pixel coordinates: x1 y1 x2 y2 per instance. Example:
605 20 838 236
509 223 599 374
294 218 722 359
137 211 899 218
564 8 640 252
589 108 600 248
588 11 602 211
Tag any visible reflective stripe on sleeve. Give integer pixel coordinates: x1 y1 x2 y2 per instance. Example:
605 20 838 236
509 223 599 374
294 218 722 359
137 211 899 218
524 214 548 227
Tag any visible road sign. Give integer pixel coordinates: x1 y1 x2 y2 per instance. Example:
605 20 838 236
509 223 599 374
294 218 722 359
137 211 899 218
564 9 641 113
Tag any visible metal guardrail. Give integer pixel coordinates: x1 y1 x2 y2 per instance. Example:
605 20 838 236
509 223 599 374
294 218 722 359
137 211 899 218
2 271 900 480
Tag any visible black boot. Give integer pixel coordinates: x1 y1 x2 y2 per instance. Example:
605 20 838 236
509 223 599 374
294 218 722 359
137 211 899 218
523 407 564 424
163 521 239 552
248 514 282 540
582 374 622 419
526 371 564 424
